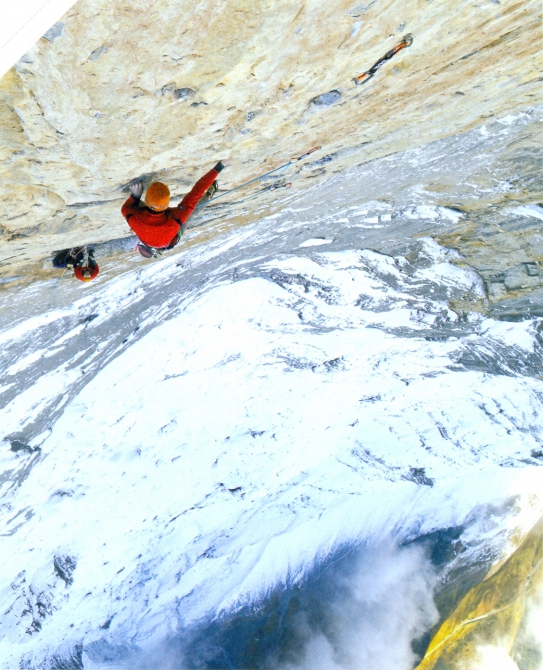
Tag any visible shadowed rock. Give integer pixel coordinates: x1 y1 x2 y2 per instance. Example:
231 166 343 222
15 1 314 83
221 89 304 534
10 440 36 453
404 467 435 487
174 87 196 100
54 556 77 586
89 46 107 61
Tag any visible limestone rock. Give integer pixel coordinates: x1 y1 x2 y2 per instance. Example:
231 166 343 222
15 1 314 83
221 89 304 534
0 0 541 292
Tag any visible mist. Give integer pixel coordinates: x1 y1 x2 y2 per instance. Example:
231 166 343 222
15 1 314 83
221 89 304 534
279 540 438 670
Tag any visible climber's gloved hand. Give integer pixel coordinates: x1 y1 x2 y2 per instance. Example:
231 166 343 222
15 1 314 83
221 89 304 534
128 178 144 199
214 160 228 173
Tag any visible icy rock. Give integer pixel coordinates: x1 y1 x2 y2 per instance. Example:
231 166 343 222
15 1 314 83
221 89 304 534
511 204 543 222
89 46 107 62
174 87 196 100
311 90 341 106
42 23 64 42
159 82 177 96
403 467 435 487
351 21 364 37
298 237 333 247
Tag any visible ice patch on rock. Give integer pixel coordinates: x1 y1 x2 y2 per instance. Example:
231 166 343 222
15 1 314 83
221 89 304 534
351 21 363 37
400 205 464 223
510 204 543 222
311 90 341 107
299 238 334 248
42 22 64 42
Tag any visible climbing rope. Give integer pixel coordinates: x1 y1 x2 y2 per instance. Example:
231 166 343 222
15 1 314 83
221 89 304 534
195 147 320 209
195 36 415 211
201 35 414 208
354 34 413 85
50 31 417 268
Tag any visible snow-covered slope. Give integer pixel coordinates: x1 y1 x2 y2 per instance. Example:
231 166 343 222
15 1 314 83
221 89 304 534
1 164 543 666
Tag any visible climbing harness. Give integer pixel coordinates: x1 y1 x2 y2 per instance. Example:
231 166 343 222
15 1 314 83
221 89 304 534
354 34 413 85
53 246 84 272
195 147 320 209
69 246 84 262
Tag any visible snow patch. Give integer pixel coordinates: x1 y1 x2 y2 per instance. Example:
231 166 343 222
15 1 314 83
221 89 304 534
510 204 543 222
400 205 464 223
298 238 334 248
1 240 542 667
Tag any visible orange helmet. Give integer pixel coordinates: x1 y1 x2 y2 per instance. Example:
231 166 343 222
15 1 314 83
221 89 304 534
145 182 170 211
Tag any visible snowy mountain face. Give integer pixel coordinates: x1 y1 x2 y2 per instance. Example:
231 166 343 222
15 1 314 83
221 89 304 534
1 109 543 668
1 0 543 663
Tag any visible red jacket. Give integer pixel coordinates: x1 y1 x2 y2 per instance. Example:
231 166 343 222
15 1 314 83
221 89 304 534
121 167 219 249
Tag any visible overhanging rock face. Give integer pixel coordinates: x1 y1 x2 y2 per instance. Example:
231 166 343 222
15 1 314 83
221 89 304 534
0 0 541 294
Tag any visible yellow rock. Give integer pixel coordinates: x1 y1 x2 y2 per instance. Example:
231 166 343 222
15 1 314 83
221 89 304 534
417 516 543 670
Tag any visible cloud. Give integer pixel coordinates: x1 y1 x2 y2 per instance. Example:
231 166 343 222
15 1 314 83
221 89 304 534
280 539 439 670
472 645 519 670
469 584 543 670
93 538 441 670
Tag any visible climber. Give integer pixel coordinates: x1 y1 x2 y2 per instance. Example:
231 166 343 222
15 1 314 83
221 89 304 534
52 247 99 282
122 161 225 257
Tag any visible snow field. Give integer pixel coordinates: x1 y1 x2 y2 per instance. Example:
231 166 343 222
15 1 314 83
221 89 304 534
1 241 543 666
